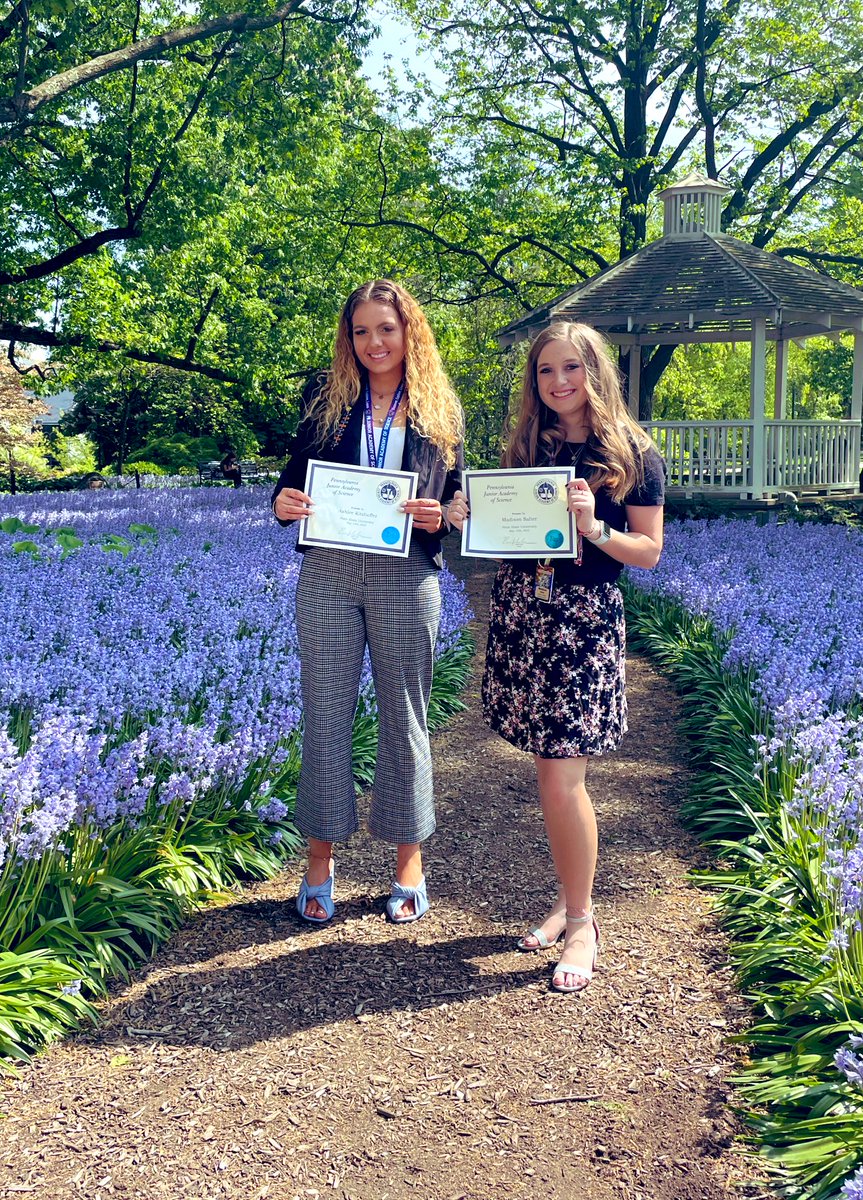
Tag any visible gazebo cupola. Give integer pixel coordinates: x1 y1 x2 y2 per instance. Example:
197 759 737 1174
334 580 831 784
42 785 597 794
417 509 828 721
659 173 729 236
496 173 863 499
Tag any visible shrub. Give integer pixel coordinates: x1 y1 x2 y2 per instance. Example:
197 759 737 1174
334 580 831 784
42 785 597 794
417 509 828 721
119 461 168 477
127 434 221 472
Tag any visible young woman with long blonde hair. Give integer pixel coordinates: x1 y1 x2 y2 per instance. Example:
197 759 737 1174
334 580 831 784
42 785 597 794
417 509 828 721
447 322 664 992
272 280 464 924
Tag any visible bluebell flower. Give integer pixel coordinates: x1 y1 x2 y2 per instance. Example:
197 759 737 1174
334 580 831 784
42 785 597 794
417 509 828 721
841 1165 863 1199
0 487 473 872
627 517 863 936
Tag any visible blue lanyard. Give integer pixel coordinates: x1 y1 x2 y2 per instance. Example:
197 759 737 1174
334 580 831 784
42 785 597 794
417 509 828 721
364 378 405 469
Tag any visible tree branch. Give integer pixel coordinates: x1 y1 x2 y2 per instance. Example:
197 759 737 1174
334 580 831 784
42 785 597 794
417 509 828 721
0 322 246 383
463 109 615 164
775 246 863 271
750 123 863 247
341 209 531 304
513 234 609 274
723 87 849 227
13 0 29 103
0 224 140 285
134 37 232 218
5 145 86 240
555 25 625 155
515 0 623 75
123 0 143 224
0 0 305 124
660 121 702 180
0 2 27 48
7 337 55 380
0 29 235 286
186 287 221 361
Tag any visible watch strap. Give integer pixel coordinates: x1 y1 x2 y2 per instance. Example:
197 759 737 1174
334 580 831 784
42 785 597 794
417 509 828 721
588 520 611 545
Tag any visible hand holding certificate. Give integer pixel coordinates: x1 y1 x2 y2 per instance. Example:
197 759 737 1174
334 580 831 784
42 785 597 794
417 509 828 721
461 467 577 558
299 460 419 558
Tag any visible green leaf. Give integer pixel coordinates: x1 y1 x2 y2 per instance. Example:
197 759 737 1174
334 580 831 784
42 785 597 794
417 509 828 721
54 532 84 554
98 535 132 556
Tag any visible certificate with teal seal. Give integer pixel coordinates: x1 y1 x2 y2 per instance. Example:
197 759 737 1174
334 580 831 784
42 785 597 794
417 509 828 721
461 467 576 558
300 460 419 558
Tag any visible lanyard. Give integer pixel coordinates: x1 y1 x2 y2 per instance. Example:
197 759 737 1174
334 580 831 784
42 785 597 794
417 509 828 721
364 378 405 469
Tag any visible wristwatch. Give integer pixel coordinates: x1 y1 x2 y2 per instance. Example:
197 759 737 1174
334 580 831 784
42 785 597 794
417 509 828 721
586 520 612 545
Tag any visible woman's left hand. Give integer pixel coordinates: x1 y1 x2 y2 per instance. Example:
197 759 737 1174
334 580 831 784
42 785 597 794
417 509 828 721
402 497 444 533
567 477 596 533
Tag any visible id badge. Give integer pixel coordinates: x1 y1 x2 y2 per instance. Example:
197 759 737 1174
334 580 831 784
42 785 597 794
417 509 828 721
534 561 554 603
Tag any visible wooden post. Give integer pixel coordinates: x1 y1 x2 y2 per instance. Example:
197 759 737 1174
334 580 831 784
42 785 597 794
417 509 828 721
627 346 641 419
852 329 863 423
774 339 788 419
750 318 766 498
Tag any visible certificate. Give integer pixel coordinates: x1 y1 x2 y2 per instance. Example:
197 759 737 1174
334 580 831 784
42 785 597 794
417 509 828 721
299 460 418 558
461 467 576 558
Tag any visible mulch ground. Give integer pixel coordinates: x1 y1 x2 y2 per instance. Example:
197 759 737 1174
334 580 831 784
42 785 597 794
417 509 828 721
0 557 767 1200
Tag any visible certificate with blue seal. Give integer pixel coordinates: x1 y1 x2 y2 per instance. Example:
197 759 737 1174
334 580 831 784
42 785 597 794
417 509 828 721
461 467 576 558
300 460 419 558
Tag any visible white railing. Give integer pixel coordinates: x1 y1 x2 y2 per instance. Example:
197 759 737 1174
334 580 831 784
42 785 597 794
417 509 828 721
644 421 752 491
643 420 862 495
764 421 860 490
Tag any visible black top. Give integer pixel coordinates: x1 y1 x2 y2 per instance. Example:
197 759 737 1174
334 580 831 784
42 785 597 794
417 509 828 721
507 440 666 586
271 375 464 570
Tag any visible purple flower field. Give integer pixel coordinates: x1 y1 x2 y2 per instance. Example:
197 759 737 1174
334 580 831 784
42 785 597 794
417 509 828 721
627 516 863 1195
629 518 863 718
628 517 863 932
0 488 472 869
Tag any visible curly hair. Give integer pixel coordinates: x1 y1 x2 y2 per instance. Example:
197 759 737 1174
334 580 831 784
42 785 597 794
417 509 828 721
503 322 653 503
304 280 463 469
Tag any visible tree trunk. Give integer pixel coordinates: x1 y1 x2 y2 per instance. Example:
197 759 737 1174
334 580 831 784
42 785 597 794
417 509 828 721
639 345 678 419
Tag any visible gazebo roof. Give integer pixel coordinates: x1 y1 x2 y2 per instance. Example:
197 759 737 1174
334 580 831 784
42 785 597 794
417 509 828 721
497 231 863 346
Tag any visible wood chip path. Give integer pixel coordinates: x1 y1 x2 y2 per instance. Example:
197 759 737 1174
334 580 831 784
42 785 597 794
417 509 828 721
0 557 765 1200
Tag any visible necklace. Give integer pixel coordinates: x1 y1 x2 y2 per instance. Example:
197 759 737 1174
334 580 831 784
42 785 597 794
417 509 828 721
370 378 405 410
371 388 394 411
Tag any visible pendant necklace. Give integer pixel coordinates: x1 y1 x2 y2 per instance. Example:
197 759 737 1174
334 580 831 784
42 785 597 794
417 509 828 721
567 441 588 469
371 380 404 417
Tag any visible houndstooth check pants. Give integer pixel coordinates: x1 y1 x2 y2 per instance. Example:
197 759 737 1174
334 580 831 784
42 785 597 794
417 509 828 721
294 545 442 844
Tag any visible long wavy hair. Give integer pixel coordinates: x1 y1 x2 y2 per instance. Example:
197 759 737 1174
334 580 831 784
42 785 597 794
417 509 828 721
503 322 652 502
304 279 462 469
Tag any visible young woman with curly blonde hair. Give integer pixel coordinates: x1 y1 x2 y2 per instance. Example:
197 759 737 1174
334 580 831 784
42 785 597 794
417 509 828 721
447 322 665 992
272 280 464 924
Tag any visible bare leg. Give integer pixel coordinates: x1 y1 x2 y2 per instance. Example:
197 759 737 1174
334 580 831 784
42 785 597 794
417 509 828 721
304 837 333 920
535 756 598 991
393 842 423 918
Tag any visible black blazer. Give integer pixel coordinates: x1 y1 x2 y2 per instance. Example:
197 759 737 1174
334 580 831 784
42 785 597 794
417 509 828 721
272 380 464 570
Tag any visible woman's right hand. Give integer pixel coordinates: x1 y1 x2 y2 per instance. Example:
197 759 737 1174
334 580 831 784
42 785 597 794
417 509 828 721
274 487 313 521
446 489 470 531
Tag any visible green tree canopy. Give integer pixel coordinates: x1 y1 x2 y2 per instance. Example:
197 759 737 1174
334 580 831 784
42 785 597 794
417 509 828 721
0 0 373 385
388 0 863 401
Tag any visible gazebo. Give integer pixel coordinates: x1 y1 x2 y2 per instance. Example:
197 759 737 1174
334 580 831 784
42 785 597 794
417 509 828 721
496 175 863 499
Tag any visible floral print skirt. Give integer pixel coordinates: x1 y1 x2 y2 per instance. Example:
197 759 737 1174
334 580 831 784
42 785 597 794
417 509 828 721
481 564 627 758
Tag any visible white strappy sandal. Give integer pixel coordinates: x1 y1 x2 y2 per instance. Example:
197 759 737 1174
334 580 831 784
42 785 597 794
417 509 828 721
515 891 566 951
552 911 600 994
